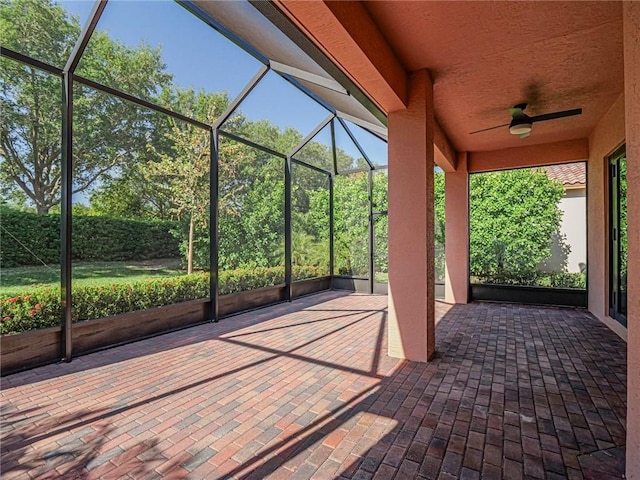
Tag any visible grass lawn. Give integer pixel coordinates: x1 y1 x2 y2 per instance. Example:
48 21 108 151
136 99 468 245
1 258 186 297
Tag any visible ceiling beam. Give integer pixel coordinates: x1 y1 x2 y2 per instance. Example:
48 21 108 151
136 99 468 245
269 0 458 171
468 138 589 173
434 122 456 172
272 0 407 113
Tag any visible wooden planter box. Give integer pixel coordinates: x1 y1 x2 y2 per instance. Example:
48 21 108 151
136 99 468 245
1 299 210 376
1 326 62 375
2 280 333 376
72 299 210 355
292 276 331 298
219 284 286 317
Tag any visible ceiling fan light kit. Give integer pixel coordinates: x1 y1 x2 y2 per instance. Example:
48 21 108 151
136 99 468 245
509 120 532 135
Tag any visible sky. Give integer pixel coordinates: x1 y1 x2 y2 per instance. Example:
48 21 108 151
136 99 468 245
58 0 386 164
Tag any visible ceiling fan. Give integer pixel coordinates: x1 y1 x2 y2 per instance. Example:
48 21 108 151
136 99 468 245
470 103 582 138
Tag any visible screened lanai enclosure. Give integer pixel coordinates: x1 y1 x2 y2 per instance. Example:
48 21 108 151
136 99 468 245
0 0 392 374
0 0 590 375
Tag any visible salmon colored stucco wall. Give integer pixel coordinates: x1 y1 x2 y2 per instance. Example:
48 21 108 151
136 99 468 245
587 94 626 339
387 70 435 362
624 2 640 477
468 139 589 173
444 152 469 304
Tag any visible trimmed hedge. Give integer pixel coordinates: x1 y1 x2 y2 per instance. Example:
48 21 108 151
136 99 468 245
0 265 328 334
0 208 59 268
471 271 586 289
0 208 180 267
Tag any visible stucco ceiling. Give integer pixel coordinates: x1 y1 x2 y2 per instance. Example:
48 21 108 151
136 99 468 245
362 1 624 152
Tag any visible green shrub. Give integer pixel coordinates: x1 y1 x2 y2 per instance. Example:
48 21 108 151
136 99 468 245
218 267 284 295
0 289 62 333
71 274 210 321
471 270 586 289
293 265 329 282
547 272 587 289
73 216 180 262
0 265 329 334
0 207 180 267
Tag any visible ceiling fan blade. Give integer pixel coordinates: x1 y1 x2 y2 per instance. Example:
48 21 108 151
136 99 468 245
469 122 510 135
519 131 531 139
530 108 582 123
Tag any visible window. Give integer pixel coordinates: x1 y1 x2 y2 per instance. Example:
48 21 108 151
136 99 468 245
609 146 627 325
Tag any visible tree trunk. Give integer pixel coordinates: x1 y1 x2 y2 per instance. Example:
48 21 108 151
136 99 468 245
187 214 194 274
36 204 49 215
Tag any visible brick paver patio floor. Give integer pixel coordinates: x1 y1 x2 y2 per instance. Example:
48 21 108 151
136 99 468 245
1 291 627 479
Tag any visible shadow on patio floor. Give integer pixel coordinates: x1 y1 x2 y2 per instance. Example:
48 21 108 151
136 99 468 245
0 293 627 479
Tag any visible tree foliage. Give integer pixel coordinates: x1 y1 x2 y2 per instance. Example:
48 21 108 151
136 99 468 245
0 0 171 213
468 168 567 284
145 89 227 273
618 155 627 288
218 135 285 272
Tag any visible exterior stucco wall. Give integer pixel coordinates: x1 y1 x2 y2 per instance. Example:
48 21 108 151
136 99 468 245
623 2 640 477
587 94 625 340
557 188 587 274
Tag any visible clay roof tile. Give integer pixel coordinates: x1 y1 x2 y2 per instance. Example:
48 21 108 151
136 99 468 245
541 163 586 187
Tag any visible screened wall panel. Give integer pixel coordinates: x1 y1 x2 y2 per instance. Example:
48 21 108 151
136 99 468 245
469 163 586 289
219 70 331 155
218 134 285 294
71 84 210 323
292 163 330 280
0 58 62 334
372 169 388 284
434 168 446 285
342 119 387 168
334 121 369 173
333 172 369 277
292 123 333 173
0 0 391 369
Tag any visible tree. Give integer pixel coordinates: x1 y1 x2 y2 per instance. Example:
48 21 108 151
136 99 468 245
218 139 285 271
146 88 229 273
88 167 176 221
0 0 171 213
468 168 566 284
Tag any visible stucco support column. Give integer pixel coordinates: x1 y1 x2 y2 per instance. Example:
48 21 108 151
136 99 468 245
445 152 469 304
624 2 640 478
387 69 435 362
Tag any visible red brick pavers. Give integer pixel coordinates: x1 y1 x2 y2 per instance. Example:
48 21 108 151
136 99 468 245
1 292 627 479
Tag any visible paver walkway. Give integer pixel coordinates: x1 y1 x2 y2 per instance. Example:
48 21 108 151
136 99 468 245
1 291 627 479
